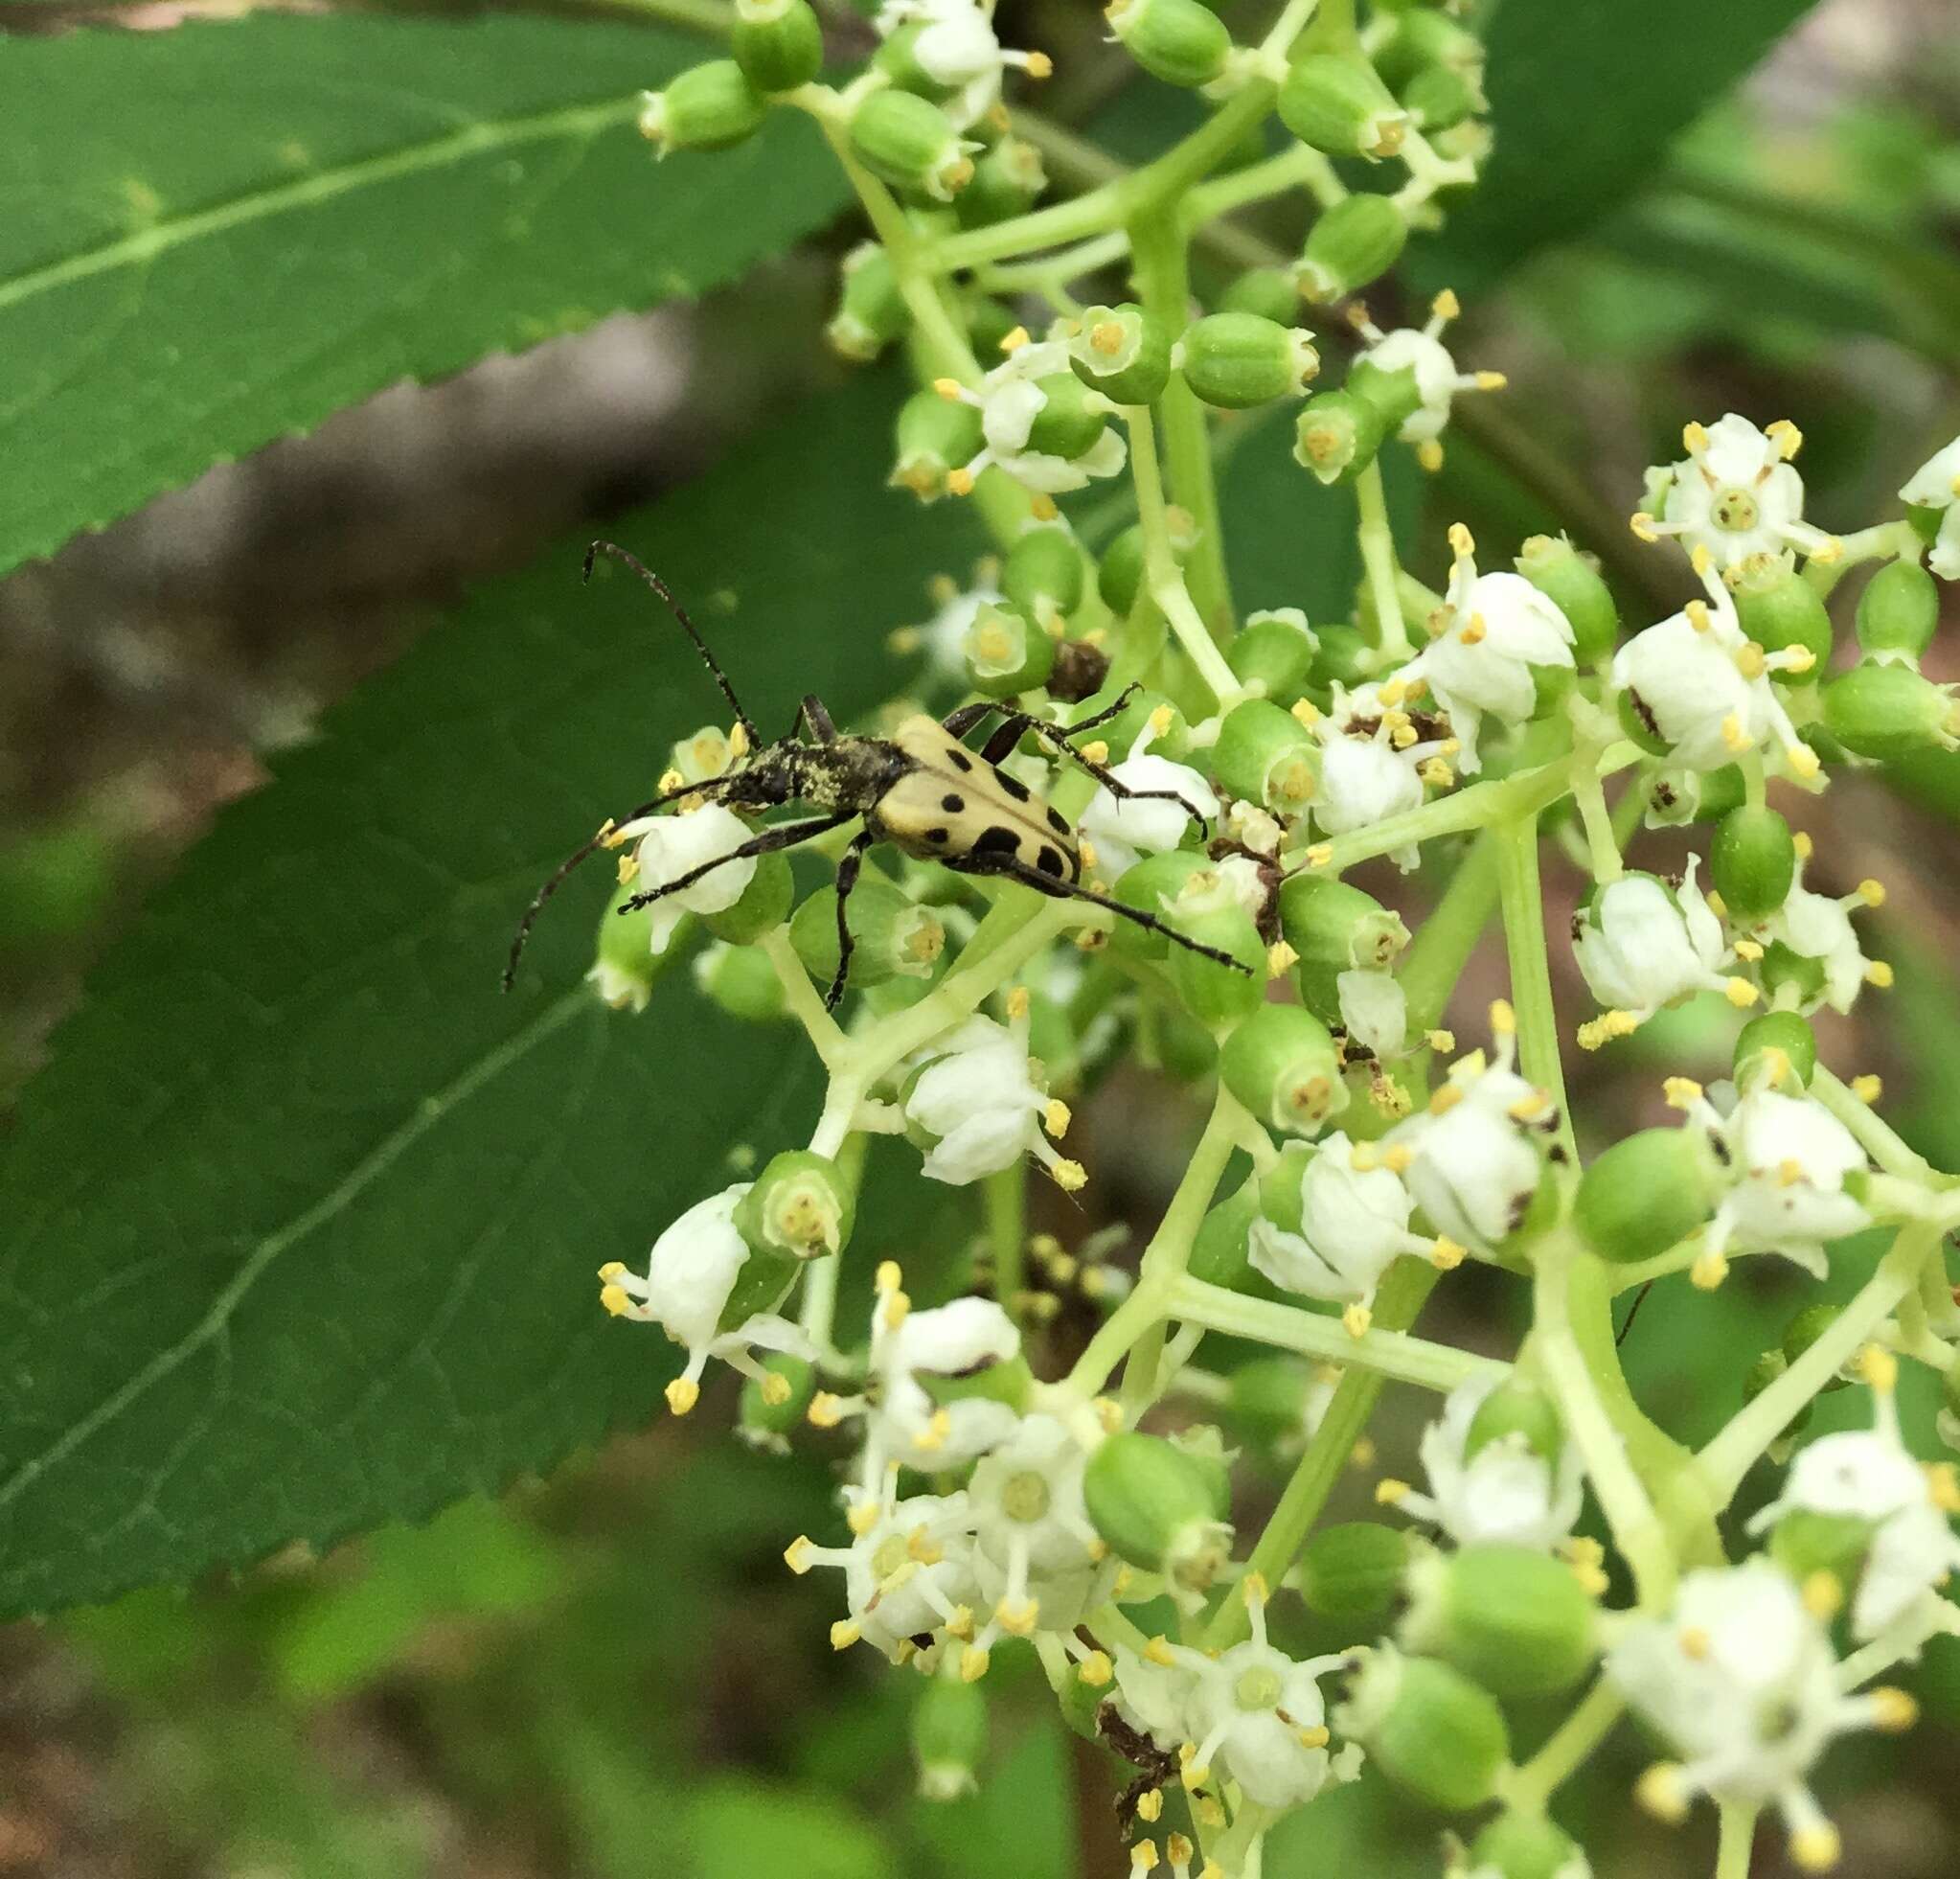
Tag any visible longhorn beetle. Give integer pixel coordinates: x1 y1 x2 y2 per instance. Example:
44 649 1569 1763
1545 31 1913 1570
503 541 1254 1008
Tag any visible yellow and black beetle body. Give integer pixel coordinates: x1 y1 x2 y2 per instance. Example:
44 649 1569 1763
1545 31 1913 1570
504 541 1249 1009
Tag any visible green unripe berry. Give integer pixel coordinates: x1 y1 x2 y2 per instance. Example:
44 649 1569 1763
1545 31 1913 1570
1003 528 1085 631
963 295 1020 359
1462 1375 1563 1466
1822 661 1959 761
1105 0 1232 88
739 1352 814 1443
1024 374 1115 460
1279 874 1409 1022
1575 1126 1721 1267
1212 697 1321 813
1156 1000 1222 1083
1732 555 1833 682
1167 905 1265 1032
1083 1432 1231 1590
828 241 909 362
1300 1522 1409 1626
1735 1010 1817 1089
1067 302 1173 405
1402 1544 1597 1699
1710 804 1796 925
1222 1003 1347 1136
729 0 824 94
1468 1813 1587 1879
1856 558 1940 665
1177 312 1319 410
1111 850 1215 961
891 386 984 503
1218 266 1303 328
1515 534 1620 668
1188 1186 1258 1291
1310 622 1376 690
1297 193 1408 304
736 1149 854 1259
1402 61 1478 131
912 1675 988 1801
790 873 945 992
589 879 662 1013
1227 1356 1323 1461
1335 1648 1509 1813
638 61 767 155
1376 10 1485 93
704 849 794 946
963 599 1057 699
849 89 974 202
1227 610 1319 705
1292 389 1387 486
956 137 1048 231
693 939 788 1023
1098 524 1149 616
1278 53 1409 160
1781 1302 1850 1387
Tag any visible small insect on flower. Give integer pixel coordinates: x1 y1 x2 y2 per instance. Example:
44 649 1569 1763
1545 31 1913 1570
503 542 1253 1006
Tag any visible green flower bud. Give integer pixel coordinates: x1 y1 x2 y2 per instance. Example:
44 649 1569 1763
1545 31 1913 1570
1067 301 1173 405
1098 515 1194 616
1083 1432 1232 1591
1468 1813 1587 1879
956 137 1048 231
1822 661 1960 760
693 939 788 1023
1222 1003 1348 1135
729 0 824 94
1219 266 1303 328
1734 1010 1817 1089
1515 535 1619 668
1189 1185 1259 1291
1781 1302 1850 1387
588 878 661 1013
790 873 946 992
1002 527 1086 632
1760 938 1828 1010
1279 874 1409 1023
1279 53 1409 161
1462 1374 1563 1465
1105 0 1232 89
1177 312 1320 410
1856 558 1940 666
876 20 961 103
1297 193 1408 304
1310 621 1377 689
1575 1126 1721 1266
1732 554 1833 683
849 89 975 202
735 1149 854 1259
1376 10 1485 94
1710 804 1796 926
1300 1522 1410 1626
739 1352 814 1446
1402 62 1478 132
1212 697 1321 813
891 386 985 503
963 599 1057 699
1292 388 1388 486
1167 905 1266 1029
1742 1347 1811 1445
1335 1648 1509 1813
1023 373 1116 460
1401 1544 1596 1699
1227 609 1319 705
1111 850 1215 961
912 1675 988 1801
638 61 766 155
1227 1356 1324 1462
827 241 909 362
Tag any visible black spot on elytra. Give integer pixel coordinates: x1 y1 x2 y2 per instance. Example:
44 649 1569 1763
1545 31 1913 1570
994 771 1032 803
941 793 966 813
923 826 949 845
946 749 974 771
972 826 1021 858
1036 846 1065 877
1045 806 1069 833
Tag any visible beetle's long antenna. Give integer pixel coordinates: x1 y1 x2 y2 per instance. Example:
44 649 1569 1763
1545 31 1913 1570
583 539 759 745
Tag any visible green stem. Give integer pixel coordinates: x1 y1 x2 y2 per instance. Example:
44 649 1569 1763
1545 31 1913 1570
1811 1066 1955 1188
1355 460 1412 661
1495 812 1575 1159
1398 831 1502 1036
1128 403 1244 705
1502 1678 1627 1816
1183 144 1337 228
1572 770 1622 882
761 924 849 1068
1715 1803 1759 1879
987 1165 1026 1326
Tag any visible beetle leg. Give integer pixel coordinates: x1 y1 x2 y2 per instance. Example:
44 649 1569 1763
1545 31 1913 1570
615 813 851 914
826 829 877 1011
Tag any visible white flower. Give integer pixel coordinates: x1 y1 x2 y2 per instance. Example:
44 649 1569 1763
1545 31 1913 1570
1644 415 1837 570
874 0 1049 131
1248 1131 1433 1324
903 1015 1080 1189
899 567 1006 679
1308 683 1448 868
1403 526 1575 772
1112 1589 1360 1810
1387 1010 1553 1256
1611 553 1816 775
943 340 1127 495
1698 1087 1870 1278
966 1414 1110 1645
1337 968 1407 1058
1607 1560 1895 1861
786 1483 984 1661
1386 1374 1584 1551
1076 728 1219 881
599 1183 812 1413
1572 862 1742 1045
1353 292 1494 447
614 802 757 955
1748 1360 1960 1640
1761 864 1882 1016
1900 435 1960 580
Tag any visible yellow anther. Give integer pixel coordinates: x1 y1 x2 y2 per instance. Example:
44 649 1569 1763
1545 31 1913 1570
1430 287 1461 321
1489 997 1516 1035
883 1289 912 1333
1789 1823 1840 1872
1092 1396 1124 1434
760 1369 792 1408
1736 641 1767 679
1774 1157 1805 1187
1079 738 1110 764
1578 1010 1639 1051
1419 757 1456 790
906 1526 945 1566
1676 1624 1711 1661
1635 1762 1690 1824
1866 960 1896 989
1375 1477 1410 1505
946 468 976 496
1051 1157 1087 1192
1044 1098 1072 1138
1854 877 1887 909
665 1376 700 1416
1721 713 1751 753
1859 1343 1900 1394
1130 1841 1160 1872
880 1559 919 1597
1416 438 1445 473
1145 1636 1178 1667
830 1619 861 1651
1802 1570 1843 1619
1266 939 1300 975
945 1602 975 1638
1766 418 1803 460
1089 319 1125 355
1147 703 1174 739
1289 697 1322 727
1430 1236 1468 1271
1690 1249 1729 1291
1178 1755 1210 1793
1305 842 1334 868
1692 539 1716 575
999 325 1031 353
808 1391 847 1429
960 1645 991 1683
1004 984 1032 1021
1733 939 1765 962
995 1595 1039 1638
1197 1797 1226 1830
784 1535 814 1575
1296 1723 1332 1749
1428 1083 1465 1117
1447 521 1476 559
1078 1649 1113 1687
1810 536 1843 564
1508 1090 1550 1121
1136 1787 1164 1822
1391 720 1420 748
1474 370 1507 391
1851 1073 1883 1103
847 1498 881 1536
914 1407 952 1452
1166 1831 1193 1865
1725 976 1761 1008
1781 646 1818 675
1926 1463 1960 1513
1786 742 1822 779
1342 1303 1373 1339
1458 611 1489 648
1024 48 1054 78
1381 1144 1413 1172
1869 1686 1918 1732
1379 676 1407 707
932 376 965 401
1682 419 1711 454
616 851 642 887
1630 512 1659 542
1425 1028 1455 1053
1030 493 1060 521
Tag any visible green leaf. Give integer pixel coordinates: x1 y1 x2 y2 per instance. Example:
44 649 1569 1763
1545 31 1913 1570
0 373 979 1619
0 11 845 580
1417 0 1818 291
